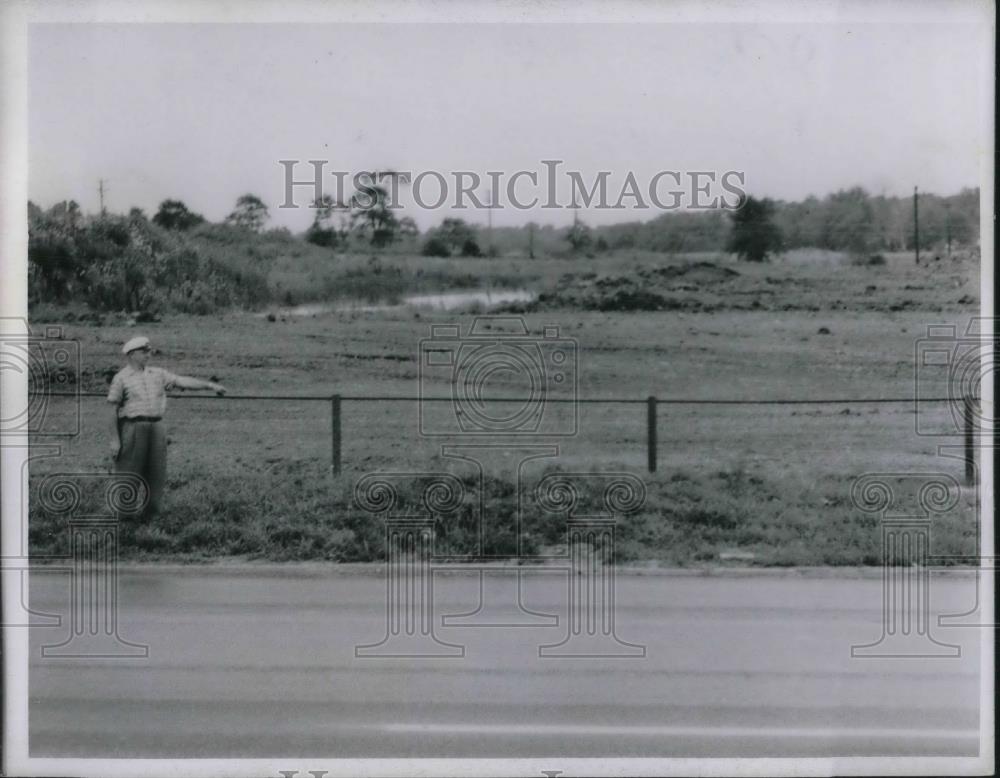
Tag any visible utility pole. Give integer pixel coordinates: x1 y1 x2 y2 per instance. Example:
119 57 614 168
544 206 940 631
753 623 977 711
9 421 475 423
98 179 108 217
945 202 952 257
913 186 920 264
486 190 494 256
528 222 535 259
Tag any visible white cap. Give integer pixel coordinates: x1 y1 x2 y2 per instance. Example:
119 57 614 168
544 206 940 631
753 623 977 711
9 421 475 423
122 335 150 355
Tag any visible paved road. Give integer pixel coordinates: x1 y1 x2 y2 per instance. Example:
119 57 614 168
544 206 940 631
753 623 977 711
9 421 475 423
27 567 986 758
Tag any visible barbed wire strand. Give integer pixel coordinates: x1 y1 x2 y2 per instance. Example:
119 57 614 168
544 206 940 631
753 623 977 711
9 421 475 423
44 391 970 405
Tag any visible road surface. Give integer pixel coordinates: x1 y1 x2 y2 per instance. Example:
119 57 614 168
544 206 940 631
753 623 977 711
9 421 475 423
27 566 986 758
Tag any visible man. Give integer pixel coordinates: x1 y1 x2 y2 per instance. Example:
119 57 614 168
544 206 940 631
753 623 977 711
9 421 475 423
108 335 227 517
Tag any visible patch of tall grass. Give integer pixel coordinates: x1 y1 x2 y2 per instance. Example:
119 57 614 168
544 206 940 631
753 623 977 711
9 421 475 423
28 461 977 565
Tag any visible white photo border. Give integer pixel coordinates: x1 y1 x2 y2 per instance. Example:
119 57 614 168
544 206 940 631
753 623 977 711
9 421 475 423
1 1 994 776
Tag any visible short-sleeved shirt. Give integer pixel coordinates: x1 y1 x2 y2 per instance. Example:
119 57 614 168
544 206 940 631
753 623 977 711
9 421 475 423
107 365 180 419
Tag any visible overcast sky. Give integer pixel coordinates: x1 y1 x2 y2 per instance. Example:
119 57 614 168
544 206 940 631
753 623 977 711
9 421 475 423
28 22 986 231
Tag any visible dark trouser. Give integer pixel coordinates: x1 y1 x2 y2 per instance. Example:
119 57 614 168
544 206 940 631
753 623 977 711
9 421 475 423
115 418 167 517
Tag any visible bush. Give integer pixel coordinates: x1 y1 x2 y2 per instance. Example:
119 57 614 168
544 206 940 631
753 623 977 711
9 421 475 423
422 236 451 257
850 252 886 266
726 195 783 262
152 199 205 231
29 209 270 315
460 238 483 257
305 223 338 249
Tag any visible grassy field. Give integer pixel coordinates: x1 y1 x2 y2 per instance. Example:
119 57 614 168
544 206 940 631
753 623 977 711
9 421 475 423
27 249 982 565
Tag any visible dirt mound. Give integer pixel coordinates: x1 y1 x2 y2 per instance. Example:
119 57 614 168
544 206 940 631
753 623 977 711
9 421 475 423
494 253 976 315
646 261 740 284
522 261 740 312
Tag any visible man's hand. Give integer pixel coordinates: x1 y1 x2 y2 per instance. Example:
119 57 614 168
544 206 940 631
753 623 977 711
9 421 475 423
210 382 228 396
110 438 121 459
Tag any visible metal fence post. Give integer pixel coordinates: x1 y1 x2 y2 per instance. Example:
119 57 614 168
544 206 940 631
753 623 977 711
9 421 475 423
647 396 657 473
331 394 342 475
964 394 975 486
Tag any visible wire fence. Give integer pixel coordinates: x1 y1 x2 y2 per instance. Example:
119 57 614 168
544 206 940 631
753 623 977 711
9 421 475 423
46 390 979 483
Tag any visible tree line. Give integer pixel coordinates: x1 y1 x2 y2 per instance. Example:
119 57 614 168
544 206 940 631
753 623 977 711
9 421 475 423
28 184 979 312
508 187 979 261
125 183 983 261
366 186 978 261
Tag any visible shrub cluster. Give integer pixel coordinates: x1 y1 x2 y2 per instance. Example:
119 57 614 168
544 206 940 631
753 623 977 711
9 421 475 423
29 204 270 315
